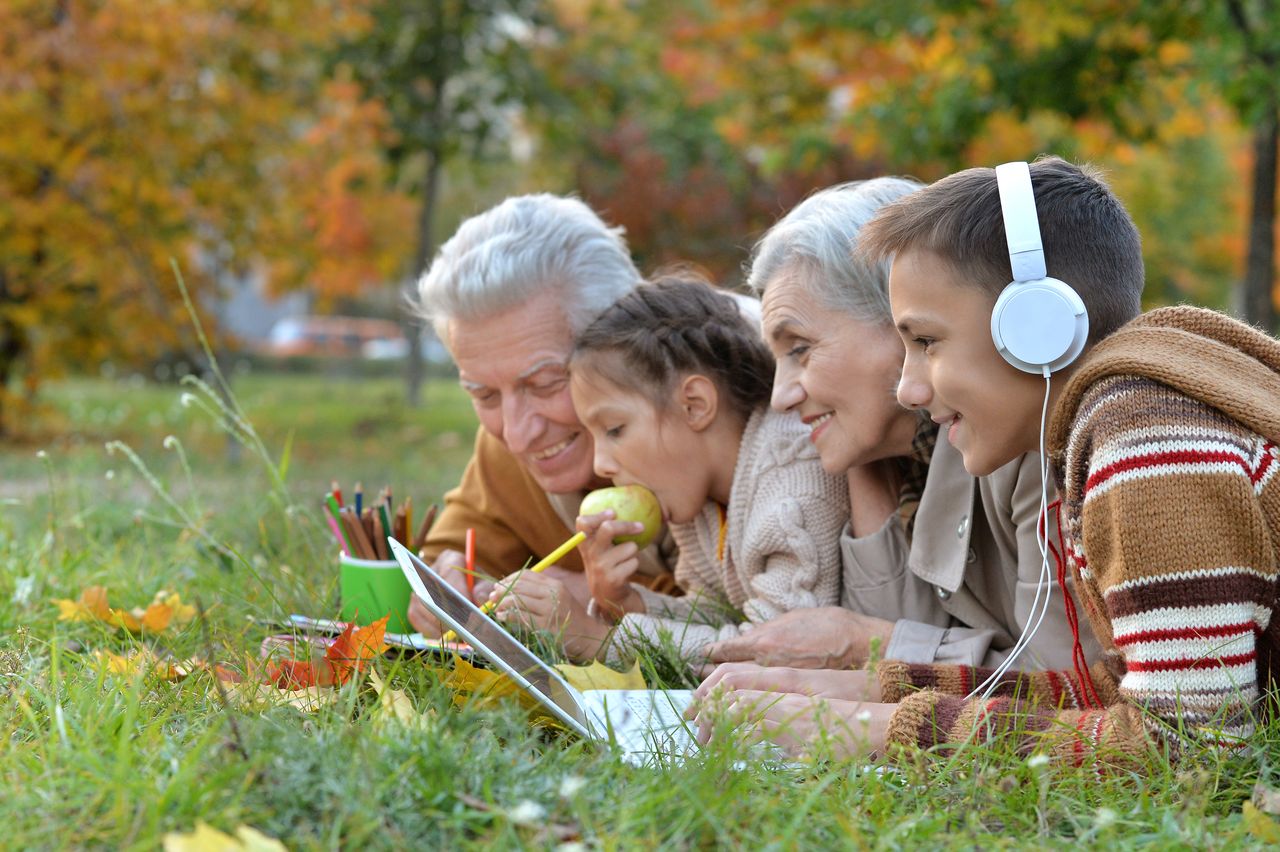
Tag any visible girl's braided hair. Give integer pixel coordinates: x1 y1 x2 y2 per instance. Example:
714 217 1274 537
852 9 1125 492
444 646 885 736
570 272 774 420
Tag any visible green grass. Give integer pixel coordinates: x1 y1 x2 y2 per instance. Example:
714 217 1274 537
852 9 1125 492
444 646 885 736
2 371 1279 849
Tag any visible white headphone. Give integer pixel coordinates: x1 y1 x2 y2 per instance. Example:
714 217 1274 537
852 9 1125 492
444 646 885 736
990 161 1089 375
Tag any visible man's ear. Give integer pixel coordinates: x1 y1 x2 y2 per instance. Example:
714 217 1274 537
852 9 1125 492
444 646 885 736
677 374 719 433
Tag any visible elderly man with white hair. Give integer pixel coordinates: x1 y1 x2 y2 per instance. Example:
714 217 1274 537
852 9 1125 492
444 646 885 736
407 194 679 637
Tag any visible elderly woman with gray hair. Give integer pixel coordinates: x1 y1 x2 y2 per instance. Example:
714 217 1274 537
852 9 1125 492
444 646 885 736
691 179 1099 756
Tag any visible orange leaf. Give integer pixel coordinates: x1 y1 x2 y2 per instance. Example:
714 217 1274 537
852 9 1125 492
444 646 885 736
324 616 388 686
266 658 320 689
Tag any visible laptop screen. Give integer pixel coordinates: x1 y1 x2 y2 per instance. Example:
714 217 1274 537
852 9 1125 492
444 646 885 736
388 540 590 733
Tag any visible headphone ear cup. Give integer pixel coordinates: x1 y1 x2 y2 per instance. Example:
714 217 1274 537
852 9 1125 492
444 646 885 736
990 277 1089 374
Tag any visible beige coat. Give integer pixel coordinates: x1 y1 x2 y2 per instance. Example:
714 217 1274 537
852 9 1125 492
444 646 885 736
840 435 1101 671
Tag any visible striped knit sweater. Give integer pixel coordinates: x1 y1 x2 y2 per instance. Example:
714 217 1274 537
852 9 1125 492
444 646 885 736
879 306 1280 764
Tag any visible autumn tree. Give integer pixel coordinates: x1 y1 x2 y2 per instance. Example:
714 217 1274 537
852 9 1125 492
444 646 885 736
331 0 547 407
0 0 395 435
651 1 1271 319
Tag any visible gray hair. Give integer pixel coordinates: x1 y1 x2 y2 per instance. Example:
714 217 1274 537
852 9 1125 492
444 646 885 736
746 178 923 325
414 193 642 344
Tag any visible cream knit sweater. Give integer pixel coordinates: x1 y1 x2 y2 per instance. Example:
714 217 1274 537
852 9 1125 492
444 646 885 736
607 407 849 666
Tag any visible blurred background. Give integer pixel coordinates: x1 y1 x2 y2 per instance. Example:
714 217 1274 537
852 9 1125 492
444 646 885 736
1 0 1277 445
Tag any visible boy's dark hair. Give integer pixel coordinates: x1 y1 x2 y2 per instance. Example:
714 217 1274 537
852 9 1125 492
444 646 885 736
859 156 1144 345
571 273 774 420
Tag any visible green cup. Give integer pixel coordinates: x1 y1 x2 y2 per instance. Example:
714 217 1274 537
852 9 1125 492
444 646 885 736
339 552 412 634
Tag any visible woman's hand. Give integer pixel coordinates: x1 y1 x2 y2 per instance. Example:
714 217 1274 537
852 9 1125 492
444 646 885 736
702 608 895 671
575 510 645 620
489 570 612 661
690 688 894 760
695 662 882 703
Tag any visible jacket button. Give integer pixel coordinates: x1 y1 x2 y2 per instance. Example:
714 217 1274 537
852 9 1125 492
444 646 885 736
936 585 952 600
956 514 969 539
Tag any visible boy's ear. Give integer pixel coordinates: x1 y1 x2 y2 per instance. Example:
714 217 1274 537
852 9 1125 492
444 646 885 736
677 374 718 432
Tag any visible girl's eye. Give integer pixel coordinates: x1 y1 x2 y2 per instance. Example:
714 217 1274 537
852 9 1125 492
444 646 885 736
605 425 624 439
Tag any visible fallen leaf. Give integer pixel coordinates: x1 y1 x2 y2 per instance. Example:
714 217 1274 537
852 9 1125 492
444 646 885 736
369 669 432 729
1254 782 1280 815
162 820 287 851
220 678 338 713
325 616 389 685
1243 801 1280 844
440 656 566 729
93 648 199 681
554 659 647 692
54 586 195 634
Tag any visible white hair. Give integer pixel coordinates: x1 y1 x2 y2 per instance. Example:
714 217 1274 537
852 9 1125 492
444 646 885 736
746 178 923 325
414 194 641 345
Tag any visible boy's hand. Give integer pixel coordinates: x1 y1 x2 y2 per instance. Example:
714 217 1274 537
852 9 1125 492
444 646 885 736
695 662 880 703
689 688 892 759
576 510 645 620
489 571 611 661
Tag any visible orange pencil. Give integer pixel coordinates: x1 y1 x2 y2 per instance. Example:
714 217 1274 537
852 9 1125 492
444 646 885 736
464 527 476 597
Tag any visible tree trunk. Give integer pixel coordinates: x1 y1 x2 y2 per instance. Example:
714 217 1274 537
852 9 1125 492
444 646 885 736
1242 98 1278 331
404 148 444 409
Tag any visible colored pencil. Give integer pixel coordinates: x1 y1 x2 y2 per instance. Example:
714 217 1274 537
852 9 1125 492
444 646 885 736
326 493 353 555
464 527 476 597
354 482 363 515
331 480 343 508
412 503 439 552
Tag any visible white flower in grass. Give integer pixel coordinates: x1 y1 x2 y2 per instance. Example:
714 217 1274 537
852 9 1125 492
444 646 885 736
105 470 115 480
506 800 546 826
559 775 587 798
36 450 47 459
163 435 178 450
855 710 872 724
1094 807 1117 829
556 843 587 852
1027 753 1050 769
180 393 196 408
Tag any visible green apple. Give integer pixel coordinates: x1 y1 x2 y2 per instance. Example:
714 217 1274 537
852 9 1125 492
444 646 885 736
580 484 663 549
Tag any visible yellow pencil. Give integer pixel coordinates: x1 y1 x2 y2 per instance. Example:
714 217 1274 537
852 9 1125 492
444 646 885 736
442 532 587 643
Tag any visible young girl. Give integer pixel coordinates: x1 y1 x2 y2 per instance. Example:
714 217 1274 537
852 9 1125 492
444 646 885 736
565 275 850 666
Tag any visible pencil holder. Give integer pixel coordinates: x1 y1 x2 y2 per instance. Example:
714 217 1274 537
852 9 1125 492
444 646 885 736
339 552 412 633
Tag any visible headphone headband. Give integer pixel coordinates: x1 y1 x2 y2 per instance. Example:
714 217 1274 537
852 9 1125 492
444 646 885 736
995 162 1047 282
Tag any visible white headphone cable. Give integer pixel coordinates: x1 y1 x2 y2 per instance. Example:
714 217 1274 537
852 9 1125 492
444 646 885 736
968 368 1054 700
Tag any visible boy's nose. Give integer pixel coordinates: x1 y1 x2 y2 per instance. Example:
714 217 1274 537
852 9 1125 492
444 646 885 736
896 371 931 410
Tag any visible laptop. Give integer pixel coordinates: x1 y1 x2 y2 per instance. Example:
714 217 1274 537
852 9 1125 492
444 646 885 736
388 538 698 766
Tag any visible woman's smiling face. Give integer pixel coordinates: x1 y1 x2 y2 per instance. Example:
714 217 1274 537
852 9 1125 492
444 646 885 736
761 273 919 474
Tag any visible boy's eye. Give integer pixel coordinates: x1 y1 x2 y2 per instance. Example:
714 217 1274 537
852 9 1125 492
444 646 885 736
604 425 624 439
912 337 935 352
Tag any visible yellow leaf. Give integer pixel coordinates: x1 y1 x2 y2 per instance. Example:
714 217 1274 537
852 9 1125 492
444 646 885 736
219 679 337 713
439 656 563 729
163 820 287 852
554 659 647 691
1243 801 1280 844
93 649 196 681
369 669 431 729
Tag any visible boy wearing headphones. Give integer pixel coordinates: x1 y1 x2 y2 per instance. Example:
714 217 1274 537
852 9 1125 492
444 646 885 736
855 156 1280 763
